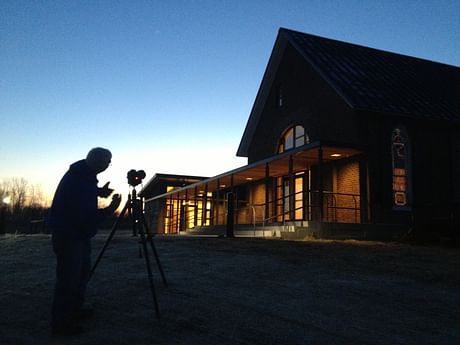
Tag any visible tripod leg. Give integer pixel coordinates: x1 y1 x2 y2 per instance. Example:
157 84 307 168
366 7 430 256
148 236 168 287
129 206 137 237
90 201 129 279
138 225 161 319
141 213 168 287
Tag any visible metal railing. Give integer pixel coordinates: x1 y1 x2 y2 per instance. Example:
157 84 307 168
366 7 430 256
161 189 361 234
239 190 361 228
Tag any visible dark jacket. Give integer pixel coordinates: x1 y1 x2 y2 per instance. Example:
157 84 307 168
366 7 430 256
47 160 110 239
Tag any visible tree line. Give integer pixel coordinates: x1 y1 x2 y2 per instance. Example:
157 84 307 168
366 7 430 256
1 177 49 233
0 177 121 234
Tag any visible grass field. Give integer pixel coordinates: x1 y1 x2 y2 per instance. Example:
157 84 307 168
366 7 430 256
1 231 459 345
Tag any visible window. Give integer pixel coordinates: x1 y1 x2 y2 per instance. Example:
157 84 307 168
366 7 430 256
278 125 309 153
276 86 283 108
391 126 411 209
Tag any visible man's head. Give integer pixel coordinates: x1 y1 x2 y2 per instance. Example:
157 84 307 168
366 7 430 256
86 147 112 174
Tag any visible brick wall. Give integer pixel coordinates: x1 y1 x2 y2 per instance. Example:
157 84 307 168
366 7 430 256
249 183 266 223
334 160 360 223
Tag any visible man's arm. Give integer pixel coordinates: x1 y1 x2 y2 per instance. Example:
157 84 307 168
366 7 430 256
98 182 114 198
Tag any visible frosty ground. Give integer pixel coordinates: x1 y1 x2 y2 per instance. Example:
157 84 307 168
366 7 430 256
1 231 459 345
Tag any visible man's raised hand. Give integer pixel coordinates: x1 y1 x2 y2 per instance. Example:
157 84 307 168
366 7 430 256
99 182 114 198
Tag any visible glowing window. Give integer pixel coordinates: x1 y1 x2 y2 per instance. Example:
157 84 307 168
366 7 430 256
278 125 309 153
391 126 411 209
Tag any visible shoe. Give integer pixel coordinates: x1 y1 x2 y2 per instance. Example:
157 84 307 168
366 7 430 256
74 307 95 321
52 324 83 336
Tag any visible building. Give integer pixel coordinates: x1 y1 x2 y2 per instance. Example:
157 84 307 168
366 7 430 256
141 174 208 234
142 28 460 241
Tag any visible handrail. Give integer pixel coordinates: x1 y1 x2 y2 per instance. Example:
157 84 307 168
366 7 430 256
163 189 362 234
248 189 360 225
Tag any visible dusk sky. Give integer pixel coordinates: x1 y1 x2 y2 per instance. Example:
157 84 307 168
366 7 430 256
2 0 460 203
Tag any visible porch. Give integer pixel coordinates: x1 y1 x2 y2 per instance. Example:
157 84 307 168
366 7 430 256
144 141 370 239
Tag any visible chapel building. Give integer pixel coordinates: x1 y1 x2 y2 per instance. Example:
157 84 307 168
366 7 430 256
141 28 460 241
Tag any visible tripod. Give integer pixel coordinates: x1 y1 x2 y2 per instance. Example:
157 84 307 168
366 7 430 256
90 188 168 319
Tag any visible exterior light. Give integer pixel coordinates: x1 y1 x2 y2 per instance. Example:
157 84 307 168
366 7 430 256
219 184 226 188
2 196 10 205
245 177 253 181
330 153 342 158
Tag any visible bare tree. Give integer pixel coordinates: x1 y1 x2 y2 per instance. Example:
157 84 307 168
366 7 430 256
28 183 46 208
0 179 12 211
0 177 47 211
1 178 49 232
10 178 28 213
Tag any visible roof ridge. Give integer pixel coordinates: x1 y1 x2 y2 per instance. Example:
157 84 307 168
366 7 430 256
279 27 460 70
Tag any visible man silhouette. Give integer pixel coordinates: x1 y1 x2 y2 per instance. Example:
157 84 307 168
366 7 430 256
47 147 121 336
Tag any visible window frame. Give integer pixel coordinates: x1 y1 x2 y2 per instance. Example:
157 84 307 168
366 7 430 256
278 125 309 153
391 126 412 211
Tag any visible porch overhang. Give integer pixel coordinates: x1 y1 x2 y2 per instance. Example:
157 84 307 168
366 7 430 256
145 141 363 203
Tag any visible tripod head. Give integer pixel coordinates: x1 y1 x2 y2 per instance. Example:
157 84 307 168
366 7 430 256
125 168 146 206
127 169 146 187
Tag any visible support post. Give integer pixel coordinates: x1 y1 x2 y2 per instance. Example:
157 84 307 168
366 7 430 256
318 145 324 223
359 155 369 223
203 183 208 225
184 189 188 231
289 155 294 220
265 163 270 225
193 187 198 227
215 179 220 225
226 192 235 238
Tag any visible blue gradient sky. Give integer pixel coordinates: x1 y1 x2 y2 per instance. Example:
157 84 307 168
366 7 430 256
2 0 460 202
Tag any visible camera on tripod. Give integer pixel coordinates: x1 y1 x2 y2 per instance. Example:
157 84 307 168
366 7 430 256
127 169 146 187
91 167 167 319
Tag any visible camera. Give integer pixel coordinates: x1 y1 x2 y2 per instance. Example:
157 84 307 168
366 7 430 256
127 169 146 187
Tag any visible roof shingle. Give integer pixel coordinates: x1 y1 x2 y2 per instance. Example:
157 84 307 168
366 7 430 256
284 28 460 122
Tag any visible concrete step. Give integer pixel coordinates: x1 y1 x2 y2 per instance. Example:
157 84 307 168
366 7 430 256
183 225 285 238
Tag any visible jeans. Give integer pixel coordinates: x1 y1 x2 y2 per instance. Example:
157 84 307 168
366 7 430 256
51 233 91 328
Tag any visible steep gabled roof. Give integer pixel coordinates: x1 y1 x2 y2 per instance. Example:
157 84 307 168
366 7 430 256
237 28 460 157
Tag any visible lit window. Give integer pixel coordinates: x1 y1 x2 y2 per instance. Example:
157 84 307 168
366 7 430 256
278 125 309 153
391 127 411 209
285 128 294 150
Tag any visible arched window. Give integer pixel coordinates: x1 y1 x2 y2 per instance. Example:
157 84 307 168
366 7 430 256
278 125 309 153
391 126 411 209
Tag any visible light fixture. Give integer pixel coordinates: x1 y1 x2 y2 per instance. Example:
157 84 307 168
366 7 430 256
219 184 226 188
245 177 253 181
330 153 342 158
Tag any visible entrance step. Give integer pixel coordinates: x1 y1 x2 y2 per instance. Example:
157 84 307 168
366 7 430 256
280 223 407 241
183 225 286 237
280 227 312 240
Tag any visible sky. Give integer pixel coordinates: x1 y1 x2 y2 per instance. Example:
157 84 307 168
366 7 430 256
2 0 460 204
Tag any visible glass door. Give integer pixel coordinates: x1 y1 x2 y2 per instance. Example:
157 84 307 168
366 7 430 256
279 175 304 221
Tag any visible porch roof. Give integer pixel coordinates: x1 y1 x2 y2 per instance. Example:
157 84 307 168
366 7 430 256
145 141 363 202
